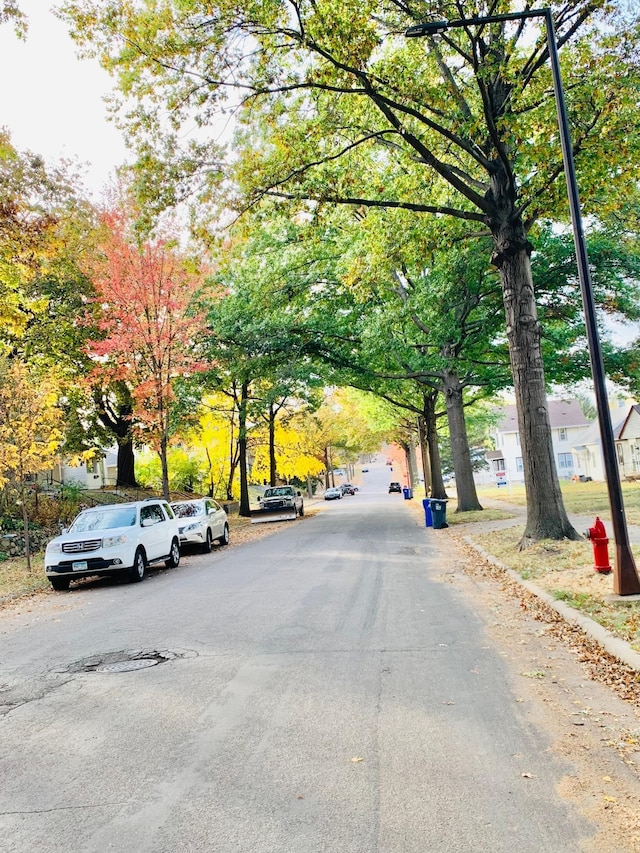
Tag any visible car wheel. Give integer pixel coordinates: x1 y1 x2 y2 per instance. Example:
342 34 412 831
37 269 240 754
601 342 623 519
202 528 213 554
165 538 181 568
49 576 70 591
128 548 146 583
299 502 304 517
218 523 229 546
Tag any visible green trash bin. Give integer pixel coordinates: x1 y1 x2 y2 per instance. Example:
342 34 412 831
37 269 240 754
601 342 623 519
431 499 448 529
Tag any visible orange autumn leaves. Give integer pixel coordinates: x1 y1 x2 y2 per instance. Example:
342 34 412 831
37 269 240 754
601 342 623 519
84 209 210 452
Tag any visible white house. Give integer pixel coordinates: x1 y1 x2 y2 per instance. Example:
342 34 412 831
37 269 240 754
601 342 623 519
571 403 640 482
39 450 119 491
488 399 590 484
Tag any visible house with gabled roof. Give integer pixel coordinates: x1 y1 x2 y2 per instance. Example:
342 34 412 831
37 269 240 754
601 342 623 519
488 399 590 484
571 403 640 482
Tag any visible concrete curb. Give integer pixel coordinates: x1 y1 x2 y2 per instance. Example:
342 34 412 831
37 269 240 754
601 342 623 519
463 535 640 674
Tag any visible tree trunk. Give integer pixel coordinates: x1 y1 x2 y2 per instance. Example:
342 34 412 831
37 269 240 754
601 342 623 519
95 386 138 488
115 438 137 488
408 436 419 490
238 379 251 517
226 392 238 501
268 403 277 486
490 205 579 543
20 480 31 573
159 432 170 502
424 392 447 499
205 447 214 496
403 443 412 487
417 415 432 496
443 369 483 512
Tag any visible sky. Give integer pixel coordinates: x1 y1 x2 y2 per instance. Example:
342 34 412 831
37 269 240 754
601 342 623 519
0 1 128 199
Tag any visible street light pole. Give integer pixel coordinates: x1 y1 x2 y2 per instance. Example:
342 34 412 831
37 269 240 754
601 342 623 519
406 9 640 595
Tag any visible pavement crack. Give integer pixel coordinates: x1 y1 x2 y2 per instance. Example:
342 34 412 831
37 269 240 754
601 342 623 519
0 802 130 815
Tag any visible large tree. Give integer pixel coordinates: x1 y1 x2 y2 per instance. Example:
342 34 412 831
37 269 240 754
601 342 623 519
85 209 208 500
0 358 63 570
60 0 640 542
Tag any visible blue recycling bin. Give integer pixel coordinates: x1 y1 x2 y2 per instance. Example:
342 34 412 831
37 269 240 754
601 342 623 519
431 499 449 529
403 487 413 500
422 498 433 527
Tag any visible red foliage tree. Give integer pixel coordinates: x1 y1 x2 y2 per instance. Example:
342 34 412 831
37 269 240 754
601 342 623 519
86 210 208 499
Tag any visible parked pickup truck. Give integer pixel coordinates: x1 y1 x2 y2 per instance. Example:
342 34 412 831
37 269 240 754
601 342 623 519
251 486 304 523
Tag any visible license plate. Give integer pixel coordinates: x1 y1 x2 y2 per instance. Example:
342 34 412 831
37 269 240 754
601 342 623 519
72 561 88 571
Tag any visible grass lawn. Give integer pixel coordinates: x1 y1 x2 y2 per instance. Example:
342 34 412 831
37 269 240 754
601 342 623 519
446 507 517 525
0 553 49 602
469 525 640 653
477 479 640 526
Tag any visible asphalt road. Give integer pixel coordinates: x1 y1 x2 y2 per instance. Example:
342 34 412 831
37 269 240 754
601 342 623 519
1 462 594 852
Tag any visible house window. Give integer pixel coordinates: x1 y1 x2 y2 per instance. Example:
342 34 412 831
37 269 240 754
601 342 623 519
558 452 573 469
516 457 523 472
492 458 505 472
559 428 568 441
616 443 624 464
515 432 520 446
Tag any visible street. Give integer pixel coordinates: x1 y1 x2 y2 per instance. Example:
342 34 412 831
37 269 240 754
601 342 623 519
1 462 639 852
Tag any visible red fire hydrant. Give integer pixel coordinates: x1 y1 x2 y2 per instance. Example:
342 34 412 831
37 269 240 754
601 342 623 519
585 517 611 574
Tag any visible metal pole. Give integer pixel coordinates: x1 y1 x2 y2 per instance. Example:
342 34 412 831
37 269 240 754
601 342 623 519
543 9 640 594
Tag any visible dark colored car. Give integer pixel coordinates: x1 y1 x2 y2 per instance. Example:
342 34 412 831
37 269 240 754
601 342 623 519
341 483 358 495
388 482 402 493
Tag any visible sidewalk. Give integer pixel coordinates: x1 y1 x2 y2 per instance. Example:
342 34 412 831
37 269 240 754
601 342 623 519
476 495 640 546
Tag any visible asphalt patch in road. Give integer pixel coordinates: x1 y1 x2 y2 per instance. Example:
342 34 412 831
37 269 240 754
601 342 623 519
55 647 197 674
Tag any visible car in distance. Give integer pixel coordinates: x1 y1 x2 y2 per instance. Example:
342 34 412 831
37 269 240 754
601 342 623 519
44 499 181 591
388 481 402 493
324 486 343 500
170 498 229 552
340 483 359 495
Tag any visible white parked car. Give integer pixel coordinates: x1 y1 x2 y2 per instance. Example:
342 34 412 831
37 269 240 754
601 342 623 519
324 487 342 500
44 499 181 591
170 498 229 552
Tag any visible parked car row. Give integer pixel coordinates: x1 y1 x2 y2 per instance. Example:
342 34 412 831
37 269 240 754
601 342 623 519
44 497 229 592
324 483 359 500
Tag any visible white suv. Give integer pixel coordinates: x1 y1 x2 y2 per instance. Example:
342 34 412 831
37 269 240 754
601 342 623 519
45 499 181 591
170 498 229 552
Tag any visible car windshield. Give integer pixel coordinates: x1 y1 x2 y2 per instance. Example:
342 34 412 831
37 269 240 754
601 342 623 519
69 507 137 532
172 502 204 518
263 487 292 497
